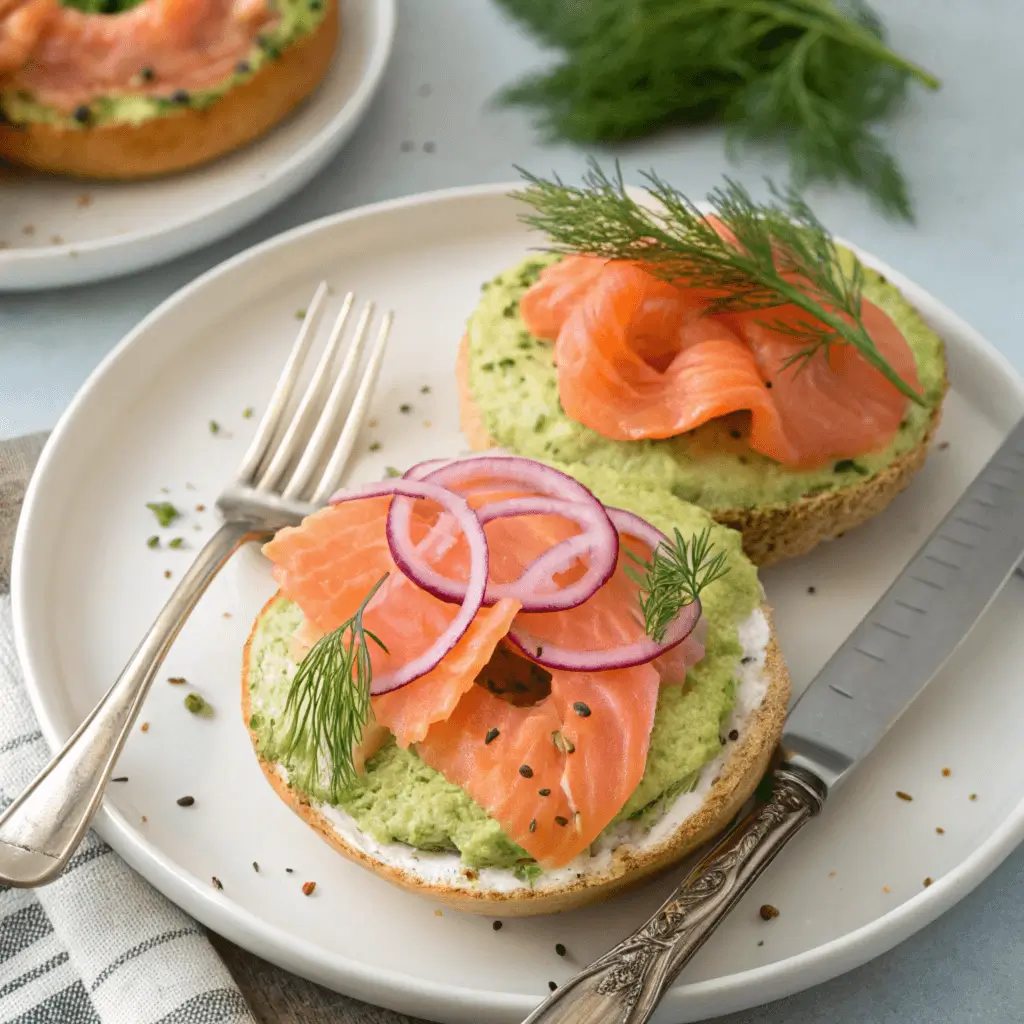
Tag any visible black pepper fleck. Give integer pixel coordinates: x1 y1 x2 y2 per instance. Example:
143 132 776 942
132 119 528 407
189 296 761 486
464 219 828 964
538 788 551 797
252 861 260 872
765 381 773 388
555 943 566 956
111 776 128 783
140 66 155 82
572 701 591 718
485 728 499 745
170 89 189 105
554 815 569 827
548 981 557 992
529 819 537 833
73 105 91 124
176 795 195 807
211 876 223 890
235 60 250 74
807 585 816 594
492 920 503 931
519 764 534 778
399 403 412 414
729 429 741 439
728 729 739 741
286 868 294 873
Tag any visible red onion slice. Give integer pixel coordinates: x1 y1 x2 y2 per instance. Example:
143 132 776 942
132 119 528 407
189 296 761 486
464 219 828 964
506 507 703 672
388 456 618 613
328 480 488 695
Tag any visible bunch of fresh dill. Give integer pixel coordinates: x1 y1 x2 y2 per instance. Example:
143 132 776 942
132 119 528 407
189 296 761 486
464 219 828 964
493 0 939 220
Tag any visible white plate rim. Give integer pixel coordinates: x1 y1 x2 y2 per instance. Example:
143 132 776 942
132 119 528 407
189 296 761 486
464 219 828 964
11 181 1024 1020
0 0 397 291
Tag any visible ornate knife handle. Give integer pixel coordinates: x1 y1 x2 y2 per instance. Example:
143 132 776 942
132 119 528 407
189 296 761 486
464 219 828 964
522 763 827 1024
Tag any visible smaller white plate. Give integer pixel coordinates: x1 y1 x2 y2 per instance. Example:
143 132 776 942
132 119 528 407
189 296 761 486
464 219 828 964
0 0 395 292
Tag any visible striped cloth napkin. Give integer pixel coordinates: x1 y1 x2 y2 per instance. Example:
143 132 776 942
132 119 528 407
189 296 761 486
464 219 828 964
0 433 256 1024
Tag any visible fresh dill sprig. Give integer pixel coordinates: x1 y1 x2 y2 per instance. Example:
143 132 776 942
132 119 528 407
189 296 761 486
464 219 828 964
513 161 923 405
493 0 939 220
278 575 389 803
626 527 730 644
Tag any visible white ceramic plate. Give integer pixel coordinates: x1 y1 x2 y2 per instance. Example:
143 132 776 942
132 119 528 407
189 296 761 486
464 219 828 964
0 0 395 292
12 185 1024 1024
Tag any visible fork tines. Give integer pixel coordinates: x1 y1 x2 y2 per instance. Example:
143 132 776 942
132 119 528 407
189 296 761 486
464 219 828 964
237 282 393 507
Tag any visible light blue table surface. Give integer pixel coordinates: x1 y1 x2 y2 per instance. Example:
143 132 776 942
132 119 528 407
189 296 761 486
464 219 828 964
2 1 1022 1020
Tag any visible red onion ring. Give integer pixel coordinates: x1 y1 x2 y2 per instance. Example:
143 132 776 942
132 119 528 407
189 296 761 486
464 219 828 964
388 456 618 613
328 480 488 695
506 507 703 672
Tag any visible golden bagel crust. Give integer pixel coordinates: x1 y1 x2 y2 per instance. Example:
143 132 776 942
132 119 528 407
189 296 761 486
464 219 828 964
242 594 789 916
0 2 337 180
456 334 948 568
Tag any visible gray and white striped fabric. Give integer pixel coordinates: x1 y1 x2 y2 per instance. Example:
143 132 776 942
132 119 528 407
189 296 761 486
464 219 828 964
0 434 255 1024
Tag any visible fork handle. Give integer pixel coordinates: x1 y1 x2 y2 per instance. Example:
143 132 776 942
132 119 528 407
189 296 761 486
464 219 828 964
0 521 263 888
520 765 827 1024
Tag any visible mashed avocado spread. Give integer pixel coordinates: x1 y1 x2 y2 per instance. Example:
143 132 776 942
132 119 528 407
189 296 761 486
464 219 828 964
246 475 761 873
465 252 947 510
0 0 326 128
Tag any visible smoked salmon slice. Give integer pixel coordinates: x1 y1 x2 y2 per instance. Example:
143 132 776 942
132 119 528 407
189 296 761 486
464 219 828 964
264 499 521 749
517 257 921 469
415 658 659 868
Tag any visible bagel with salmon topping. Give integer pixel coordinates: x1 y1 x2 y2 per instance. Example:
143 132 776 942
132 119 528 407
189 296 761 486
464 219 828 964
241 466 790 915
0 0 337 179
457 251 947 567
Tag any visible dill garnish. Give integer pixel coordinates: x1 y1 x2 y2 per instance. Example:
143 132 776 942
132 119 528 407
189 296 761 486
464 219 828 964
513 162 923 404
494 0 939 219
278 575 389 802
626 526 730 643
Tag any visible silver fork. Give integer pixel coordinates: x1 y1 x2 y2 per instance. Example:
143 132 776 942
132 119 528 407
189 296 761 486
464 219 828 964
0 283 393 888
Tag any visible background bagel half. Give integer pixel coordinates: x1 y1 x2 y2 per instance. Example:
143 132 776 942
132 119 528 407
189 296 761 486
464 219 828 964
0 0 338 180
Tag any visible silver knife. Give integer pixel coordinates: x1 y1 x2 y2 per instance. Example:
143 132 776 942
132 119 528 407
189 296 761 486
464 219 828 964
522 415 1024 1024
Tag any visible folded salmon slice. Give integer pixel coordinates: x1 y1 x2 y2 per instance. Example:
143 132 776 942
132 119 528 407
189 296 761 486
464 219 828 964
264 499 521 749
517 255 921 469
